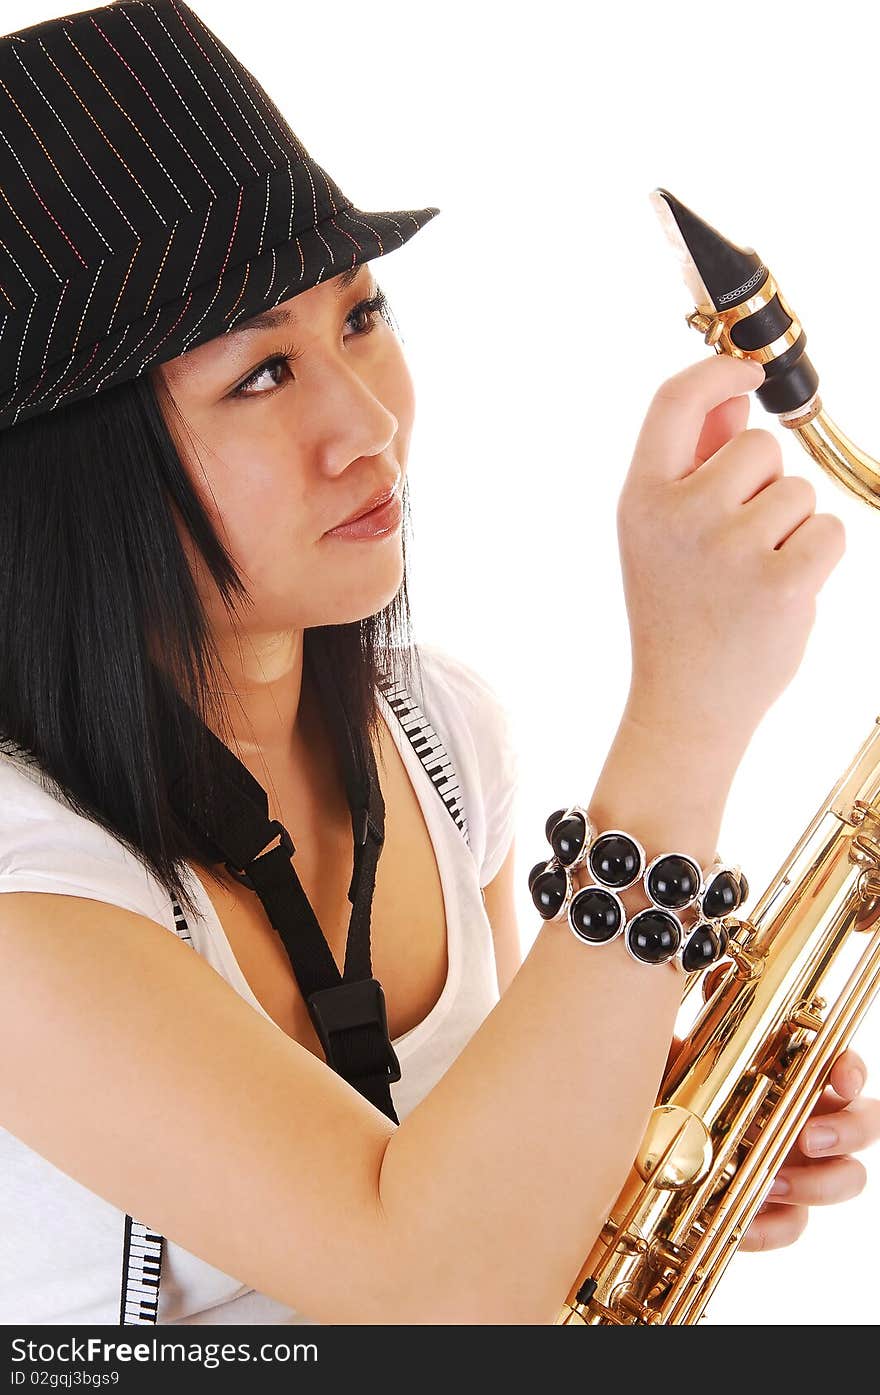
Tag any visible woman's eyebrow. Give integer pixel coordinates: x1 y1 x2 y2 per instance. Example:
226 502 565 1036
167 264 369 382
220 264 365 347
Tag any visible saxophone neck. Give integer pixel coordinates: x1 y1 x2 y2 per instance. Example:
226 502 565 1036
783 407 880 512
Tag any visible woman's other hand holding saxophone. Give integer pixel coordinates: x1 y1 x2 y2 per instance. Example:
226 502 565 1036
747 1046 880 1251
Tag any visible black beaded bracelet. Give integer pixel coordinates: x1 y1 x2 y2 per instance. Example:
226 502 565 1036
528 805 749 972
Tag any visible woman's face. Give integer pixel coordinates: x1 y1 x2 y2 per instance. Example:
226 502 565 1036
153 260 414 637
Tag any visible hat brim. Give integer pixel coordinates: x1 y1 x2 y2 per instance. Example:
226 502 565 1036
2 202 440 430
173 202 442 363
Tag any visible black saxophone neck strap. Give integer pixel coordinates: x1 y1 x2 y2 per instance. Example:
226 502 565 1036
119 661 469 1325
161 651 399 1123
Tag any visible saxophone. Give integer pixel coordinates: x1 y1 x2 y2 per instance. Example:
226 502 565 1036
555 191 880 1326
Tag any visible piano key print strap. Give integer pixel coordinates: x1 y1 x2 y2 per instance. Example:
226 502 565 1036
119 670 468 1322
118 1217 163 1326
375 669 469 845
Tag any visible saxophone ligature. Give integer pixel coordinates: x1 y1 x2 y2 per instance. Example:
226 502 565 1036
556 191 880 1326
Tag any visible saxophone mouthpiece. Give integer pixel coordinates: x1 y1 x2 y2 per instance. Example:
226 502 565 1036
650 188 820 417
650 188 767 312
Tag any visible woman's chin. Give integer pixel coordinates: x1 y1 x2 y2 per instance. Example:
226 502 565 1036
315 558 405 625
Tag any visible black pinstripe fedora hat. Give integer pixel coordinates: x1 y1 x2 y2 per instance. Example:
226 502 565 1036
0 0 440 431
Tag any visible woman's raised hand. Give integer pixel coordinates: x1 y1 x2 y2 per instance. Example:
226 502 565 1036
616 355 846 749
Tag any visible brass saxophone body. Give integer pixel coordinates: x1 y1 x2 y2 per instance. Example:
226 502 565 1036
556 192 880 1326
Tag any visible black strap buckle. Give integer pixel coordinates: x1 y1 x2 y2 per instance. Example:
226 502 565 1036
224 818 295 891
306 978 402 1085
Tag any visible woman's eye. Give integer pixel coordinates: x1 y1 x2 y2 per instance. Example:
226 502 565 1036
234 354 295 397
233 290 389 399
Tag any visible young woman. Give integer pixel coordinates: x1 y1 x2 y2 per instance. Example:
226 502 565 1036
0 0 877 1325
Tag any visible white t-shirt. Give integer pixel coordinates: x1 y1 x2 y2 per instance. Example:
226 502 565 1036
0 643 519 1325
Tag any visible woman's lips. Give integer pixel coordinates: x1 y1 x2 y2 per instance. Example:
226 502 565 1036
323 488 403 540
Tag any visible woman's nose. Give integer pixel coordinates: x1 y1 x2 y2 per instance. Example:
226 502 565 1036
308 358 399 476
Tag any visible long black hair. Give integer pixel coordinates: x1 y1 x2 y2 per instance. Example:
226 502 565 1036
0 315 421 925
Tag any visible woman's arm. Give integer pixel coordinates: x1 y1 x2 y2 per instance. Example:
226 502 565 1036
373 345 842 1321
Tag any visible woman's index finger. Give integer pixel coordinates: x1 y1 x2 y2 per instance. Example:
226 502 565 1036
628 354 766 485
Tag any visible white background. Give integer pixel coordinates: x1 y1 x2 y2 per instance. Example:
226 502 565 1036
8 0 880 1325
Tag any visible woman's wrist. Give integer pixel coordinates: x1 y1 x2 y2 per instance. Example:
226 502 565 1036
588 697 749 876
624 684 755 769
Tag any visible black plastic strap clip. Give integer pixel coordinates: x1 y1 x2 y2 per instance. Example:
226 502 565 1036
306 978 401 1084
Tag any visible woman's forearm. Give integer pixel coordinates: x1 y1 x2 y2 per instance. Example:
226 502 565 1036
376 707 746 1323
